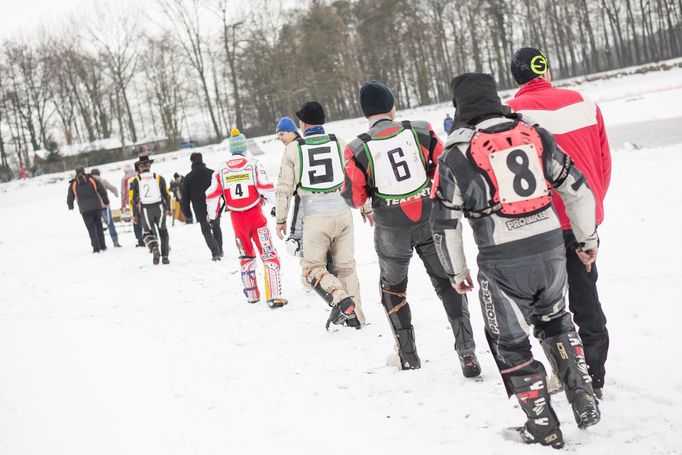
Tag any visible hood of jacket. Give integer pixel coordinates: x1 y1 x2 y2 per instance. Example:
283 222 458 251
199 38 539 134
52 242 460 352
451 73 506 129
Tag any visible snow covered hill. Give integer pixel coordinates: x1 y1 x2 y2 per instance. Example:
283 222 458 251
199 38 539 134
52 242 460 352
1 68 681 454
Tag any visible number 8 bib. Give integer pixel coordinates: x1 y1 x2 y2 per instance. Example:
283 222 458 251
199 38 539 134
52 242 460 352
470 121 552 216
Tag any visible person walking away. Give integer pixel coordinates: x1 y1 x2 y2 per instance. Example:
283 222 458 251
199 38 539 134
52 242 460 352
206 129 287 308
342 81 479 375
128 155 172 265
275 102 368 329
182 152 223 261
431 73 601 448
91 168 121 247
121 164 145 247
275 116 336 276
506 47 611 398
67 166 109 252
443 113 454 134
170 173 189 223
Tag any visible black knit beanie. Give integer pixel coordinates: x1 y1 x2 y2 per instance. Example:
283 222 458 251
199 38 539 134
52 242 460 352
295 101 326 125
359 81 395 117
511 47 549 85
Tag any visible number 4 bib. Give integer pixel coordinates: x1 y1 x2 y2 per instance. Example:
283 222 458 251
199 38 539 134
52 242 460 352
469 121 552 216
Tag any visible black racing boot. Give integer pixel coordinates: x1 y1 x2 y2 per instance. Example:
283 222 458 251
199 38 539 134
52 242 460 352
395 328 421 370
267 298 288 309
325 297 358 330
152 247 160 265
162 257 170 265
503 373 564 449
381 280 420 369
113 238 122 248
457 350 481 378
542 332 601 430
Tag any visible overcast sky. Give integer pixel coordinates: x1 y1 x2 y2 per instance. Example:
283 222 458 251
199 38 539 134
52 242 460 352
0 0 161 40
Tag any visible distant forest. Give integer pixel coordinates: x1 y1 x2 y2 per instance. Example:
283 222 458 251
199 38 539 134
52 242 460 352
1 0 681 171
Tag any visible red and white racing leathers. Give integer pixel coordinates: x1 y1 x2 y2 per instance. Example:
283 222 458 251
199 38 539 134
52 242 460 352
206 154 284 304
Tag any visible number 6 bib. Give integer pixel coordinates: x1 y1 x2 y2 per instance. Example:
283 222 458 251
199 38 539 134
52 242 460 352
359 122 429 200
469 121 552 216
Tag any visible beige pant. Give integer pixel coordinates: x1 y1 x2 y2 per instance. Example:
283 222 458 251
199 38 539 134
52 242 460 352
301 210 365 324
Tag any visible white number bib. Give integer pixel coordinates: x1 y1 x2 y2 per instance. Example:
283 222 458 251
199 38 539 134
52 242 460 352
139 173 162 204
298 139 344 192
223 169 254 200
489 143 548 204
365 129 428 198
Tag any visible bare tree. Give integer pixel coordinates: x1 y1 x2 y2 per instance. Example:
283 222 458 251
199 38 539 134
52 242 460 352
90 3 141 142
160 0 222 139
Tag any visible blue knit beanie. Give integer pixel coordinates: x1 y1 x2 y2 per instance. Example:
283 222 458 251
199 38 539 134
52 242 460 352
229 128 247 154
276 116 298 133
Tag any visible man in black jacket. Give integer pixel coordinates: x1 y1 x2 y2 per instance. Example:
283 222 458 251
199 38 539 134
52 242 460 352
182 152 223 260
67 165 110 253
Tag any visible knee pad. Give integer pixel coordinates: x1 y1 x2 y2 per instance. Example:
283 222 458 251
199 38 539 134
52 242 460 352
304 267 344 306
256 226 278 259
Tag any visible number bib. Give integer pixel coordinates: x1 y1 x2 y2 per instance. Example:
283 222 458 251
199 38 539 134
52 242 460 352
221 163 259 210
297 135 344 193
469 121 552 216
138 172 162 205
363 128 429 199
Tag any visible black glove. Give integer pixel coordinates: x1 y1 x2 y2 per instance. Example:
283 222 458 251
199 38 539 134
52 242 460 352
270 207 276 218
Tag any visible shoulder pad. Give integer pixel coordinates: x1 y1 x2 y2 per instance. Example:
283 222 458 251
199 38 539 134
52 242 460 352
516 113 539 127
444 128 474 148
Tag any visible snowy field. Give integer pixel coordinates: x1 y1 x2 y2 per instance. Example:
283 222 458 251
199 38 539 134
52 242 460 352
1 66 682 454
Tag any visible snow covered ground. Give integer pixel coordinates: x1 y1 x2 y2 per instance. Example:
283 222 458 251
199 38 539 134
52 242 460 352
1 67 682 454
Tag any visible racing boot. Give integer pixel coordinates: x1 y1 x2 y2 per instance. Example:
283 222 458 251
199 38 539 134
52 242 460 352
457 350 481 378
542 331 601 430
267 298 288 309
395 327 420 370
325 297 358 330
503 372 564 449
381 279 420 369
152 247 160 265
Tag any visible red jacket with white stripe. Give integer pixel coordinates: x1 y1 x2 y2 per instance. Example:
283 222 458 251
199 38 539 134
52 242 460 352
507 78 611 230
205 154 274 220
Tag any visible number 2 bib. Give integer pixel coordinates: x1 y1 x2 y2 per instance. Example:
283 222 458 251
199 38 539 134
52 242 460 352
139 173 162 205
469 121 552 216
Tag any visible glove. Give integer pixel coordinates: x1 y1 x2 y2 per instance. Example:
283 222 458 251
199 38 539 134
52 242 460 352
285 237 302 257
270 207 276 218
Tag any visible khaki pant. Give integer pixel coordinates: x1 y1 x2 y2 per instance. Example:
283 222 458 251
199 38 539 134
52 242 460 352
301 210 365 324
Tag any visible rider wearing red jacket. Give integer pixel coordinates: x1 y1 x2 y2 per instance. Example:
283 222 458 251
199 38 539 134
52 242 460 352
206 129 287 308
506 48 611 396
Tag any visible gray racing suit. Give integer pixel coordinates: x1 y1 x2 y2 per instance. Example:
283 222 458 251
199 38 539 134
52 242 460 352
431 115 598 393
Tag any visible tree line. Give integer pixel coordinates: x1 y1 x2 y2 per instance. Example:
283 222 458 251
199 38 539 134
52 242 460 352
1 0 681 175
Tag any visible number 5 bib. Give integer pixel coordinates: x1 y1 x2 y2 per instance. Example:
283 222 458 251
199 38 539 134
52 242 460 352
359 121 429 200
469 121 552 216
297 134 344 193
